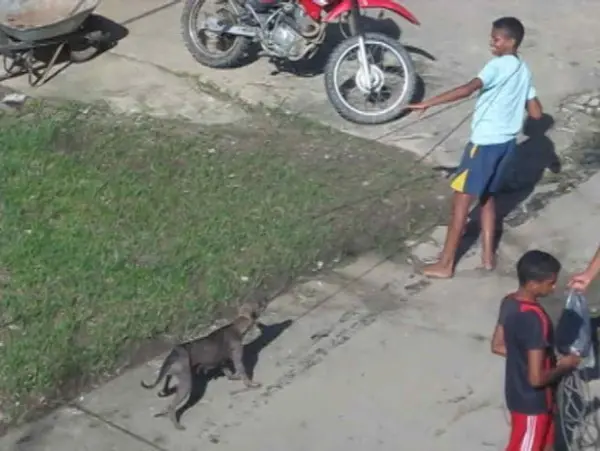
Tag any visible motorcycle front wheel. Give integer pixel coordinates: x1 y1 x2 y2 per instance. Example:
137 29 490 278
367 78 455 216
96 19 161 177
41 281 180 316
324 32 416 125
181 0 250 68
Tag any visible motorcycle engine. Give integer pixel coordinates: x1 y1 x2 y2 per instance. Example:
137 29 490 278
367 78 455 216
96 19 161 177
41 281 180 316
266 4 319 59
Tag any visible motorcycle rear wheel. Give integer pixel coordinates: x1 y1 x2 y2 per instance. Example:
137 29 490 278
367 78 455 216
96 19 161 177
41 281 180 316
324 32 416 125
181 0 250 68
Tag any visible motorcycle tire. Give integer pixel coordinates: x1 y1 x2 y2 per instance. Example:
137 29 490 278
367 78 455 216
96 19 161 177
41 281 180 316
181 0 251 69
324 32 416 125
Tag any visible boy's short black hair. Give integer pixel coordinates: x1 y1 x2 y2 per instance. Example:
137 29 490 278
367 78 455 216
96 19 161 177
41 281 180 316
516 250 561 286
493 17 525 49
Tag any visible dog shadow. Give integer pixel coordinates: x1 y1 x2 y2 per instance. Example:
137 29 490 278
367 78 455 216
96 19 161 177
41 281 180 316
454 113 560 264
242 319 294 379
174 319 293 421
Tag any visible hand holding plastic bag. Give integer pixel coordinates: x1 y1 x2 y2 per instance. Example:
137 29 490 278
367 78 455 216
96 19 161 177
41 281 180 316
556 290 595 370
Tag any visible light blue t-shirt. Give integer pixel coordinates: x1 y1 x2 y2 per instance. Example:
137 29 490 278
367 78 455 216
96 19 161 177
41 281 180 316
470 55 536 145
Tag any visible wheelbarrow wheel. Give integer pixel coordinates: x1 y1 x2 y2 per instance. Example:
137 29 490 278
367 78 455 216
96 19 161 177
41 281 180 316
0 31 23 76
69 14 107 63
68 43 99 63
3 54 25 75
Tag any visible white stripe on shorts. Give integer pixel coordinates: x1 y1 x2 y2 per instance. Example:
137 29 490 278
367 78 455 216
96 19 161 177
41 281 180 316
520 415 537 451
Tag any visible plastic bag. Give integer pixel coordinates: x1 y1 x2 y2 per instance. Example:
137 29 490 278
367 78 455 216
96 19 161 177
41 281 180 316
556 290 595 370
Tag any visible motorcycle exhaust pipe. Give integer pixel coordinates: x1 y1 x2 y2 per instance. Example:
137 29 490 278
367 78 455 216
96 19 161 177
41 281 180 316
202 16 258 38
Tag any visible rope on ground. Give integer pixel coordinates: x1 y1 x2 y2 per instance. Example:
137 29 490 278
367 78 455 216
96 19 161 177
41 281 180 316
310 104 474 222
286 97 478 324
277 215 448 324
269 63 530 315
372 97 473 143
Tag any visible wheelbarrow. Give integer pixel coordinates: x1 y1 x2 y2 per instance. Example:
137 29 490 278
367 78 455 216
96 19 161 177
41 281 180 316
0 0 112 86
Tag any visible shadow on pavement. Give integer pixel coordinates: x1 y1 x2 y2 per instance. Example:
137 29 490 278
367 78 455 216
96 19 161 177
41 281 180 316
454 113 560 264
0 15 129 85
174 319 294 422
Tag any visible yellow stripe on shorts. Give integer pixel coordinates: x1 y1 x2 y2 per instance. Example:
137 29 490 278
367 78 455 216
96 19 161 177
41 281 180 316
470 144 479 158
450 144 478 193
450 169 468 192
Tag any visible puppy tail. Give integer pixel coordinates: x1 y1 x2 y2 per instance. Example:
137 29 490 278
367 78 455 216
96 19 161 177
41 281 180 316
140 347 180 389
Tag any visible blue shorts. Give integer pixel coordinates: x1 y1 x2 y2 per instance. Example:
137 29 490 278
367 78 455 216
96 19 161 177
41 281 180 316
450 139 516 197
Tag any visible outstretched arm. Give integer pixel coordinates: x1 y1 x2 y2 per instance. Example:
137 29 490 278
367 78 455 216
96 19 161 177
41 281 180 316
569 246 600 292
408 78 482 112
408 59 501 114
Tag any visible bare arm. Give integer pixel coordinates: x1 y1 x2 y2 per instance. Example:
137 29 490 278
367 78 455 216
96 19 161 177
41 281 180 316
492 298 514 357
526 98 543 120
528 349 579 388
409 78 483 110
569 245 600 291
520 311 579 387
585 246 600 279
491 324 506 357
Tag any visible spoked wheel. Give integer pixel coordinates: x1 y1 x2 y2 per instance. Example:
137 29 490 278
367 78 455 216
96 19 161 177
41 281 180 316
557 370 599 451
180 0 250 68
0 31 25 77
69 37 99 63
2 53 25 75
69 15 108 63
25 50 46 87
324 32 416 125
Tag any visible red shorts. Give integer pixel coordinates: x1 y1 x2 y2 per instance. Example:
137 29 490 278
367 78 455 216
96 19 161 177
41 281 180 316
506 412 554 451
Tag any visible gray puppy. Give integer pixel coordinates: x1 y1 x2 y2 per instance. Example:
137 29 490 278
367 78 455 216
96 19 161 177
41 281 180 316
141 302 262 430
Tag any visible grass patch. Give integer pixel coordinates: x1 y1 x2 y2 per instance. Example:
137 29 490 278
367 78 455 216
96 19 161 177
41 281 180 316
0 100 444 424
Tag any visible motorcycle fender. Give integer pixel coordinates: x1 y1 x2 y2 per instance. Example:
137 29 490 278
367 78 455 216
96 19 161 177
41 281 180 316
323 0 419 25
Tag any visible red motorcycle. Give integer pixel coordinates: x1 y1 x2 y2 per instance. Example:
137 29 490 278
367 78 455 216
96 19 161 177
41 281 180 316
181 0 419 124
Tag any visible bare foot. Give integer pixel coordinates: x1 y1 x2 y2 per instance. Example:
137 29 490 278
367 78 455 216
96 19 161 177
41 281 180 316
481 256 496 271
421 261 454 279
244 379 262 389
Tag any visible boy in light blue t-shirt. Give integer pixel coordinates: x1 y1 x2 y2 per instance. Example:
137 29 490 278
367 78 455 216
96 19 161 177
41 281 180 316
408 16 543 279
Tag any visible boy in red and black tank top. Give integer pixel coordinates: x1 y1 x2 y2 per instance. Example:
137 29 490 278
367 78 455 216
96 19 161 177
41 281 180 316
490 250 581 451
